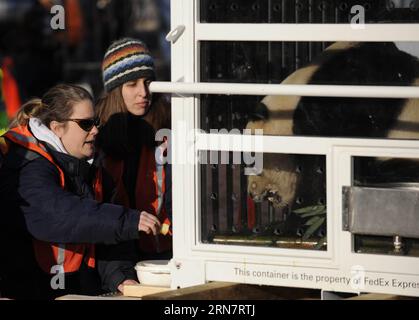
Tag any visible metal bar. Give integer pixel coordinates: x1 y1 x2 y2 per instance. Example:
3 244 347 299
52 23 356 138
254 202 262 233
295 0 300 69
150 82 419 98
212 234 327 249
232 156 241 232
281 0 286 70
211 154 219 235
282 0 286 22
240 160 248 231
268 202 275 223
309 0 313 60
321 1 326 50
195 133 419 153
334 1 339 24
200 152 208 241
226 154 234 232
218 160 227 232
195 23 419 42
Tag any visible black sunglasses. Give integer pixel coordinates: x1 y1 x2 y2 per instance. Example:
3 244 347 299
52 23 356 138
63 117 101 132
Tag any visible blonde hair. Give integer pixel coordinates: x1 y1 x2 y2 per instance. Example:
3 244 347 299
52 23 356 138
11 84 92 128
10 98 43 128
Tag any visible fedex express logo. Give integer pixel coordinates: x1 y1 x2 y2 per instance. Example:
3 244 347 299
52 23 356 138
350 266 419 292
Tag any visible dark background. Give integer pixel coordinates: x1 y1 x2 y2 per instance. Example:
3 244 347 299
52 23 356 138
0 0 171 105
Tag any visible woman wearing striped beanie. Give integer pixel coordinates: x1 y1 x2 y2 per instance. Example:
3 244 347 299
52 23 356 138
102 38 156 94
95 38 172 293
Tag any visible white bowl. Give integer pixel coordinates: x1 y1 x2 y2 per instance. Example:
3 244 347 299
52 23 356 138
135 260 171 288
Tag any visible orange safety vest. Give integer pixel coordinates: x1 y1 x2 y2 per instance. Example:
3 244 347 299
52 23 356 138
98 145 172 254
2 125 95 274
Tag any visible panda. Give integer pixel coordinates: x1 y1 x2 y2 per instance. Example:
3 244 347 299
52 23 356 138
246 41 419 216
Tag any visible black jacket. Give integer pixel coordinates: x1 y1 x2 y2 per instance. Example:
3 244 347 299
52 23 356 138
95 114 173 284
0 143 140 299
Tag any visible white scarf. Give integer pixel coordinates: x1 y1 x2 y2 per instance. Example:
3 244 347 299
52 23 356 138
29 118 68 154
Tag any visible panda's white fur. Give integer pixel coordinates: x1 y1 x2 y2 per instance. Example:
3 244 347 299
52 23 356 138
386 77 419 139
247 42 419 209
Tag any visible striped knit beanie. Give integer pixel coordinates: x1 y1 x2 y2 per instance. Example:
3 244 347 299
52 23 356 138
102 38 156 92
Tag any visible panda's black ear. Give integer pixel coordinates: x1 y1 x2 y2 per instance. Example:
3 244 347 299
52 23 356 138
249 102 269 121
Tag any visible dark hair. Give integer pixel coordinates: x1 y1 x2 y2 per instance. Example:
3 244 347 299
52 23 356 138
11 84 93 128
144 93 171 132
95 87 170 157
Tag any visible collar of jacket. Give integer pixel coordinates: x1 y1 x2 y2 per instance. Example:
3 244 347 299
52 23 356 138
46 144 92 180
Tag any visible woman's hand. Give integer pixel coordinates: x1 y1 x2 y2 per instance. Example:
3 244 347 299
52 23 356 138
138 211 161 235
117 279 139 293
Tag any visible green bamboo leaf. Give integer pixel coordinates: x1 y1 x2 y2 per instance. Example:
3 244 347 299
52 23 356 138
303 217 325 241
293 205 325 214
300 207 326 218
304 216 321 226
314 236 327 250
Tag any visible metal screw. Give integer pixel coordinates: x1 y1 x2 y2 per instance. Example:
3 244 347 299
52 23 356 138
393 235 403 253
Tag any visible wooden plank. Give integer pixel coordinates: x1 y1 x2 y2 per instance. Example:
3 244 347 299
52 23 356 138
123 284 172 298
56 294 140 300
142 281 320 300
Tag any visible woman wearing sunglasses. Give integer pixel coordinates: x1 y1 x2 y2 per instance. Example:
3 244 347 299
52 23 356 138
95 38 172 289
0 84 162 299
